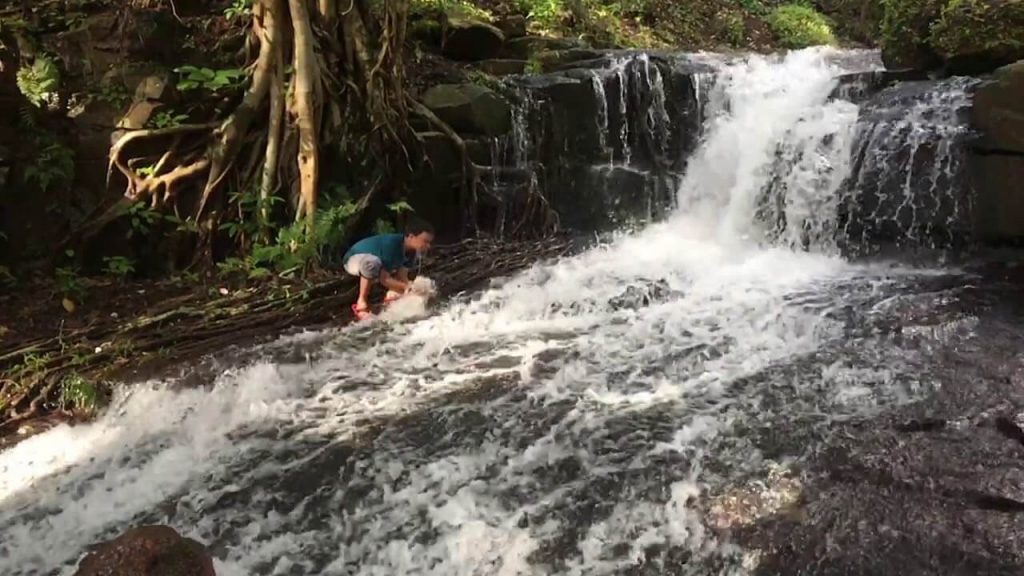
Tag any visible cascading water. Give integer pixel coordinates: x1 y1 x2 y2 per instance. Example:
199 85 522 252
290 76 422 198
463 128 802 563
0 48 1003 575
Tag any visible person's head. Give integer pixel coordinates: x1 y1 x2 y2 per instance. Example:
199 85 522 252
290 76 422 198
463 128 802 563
403 218 434 254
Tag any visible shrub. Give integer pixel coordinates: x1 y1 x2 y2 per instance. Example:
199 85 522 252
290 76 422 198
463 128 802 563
768 4 837 48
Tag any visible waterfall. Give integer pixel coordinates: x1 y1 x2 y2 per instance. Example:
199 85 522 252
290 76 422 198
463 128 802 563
839 76 980 251
674 49 862 249
0 48 993 576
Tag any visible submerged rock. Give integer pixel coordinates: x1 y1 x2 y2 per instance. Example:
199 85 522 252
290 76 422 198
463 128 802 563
73 525 215 576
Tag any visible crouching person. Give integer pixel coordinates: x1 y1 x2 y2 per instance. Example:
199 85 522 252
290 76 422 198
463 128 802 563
342 219 434 320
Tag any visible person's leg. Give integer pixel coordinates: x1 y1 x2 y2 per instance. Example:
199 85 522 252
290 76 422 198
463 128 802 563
345 255 382 315
356 275 372 311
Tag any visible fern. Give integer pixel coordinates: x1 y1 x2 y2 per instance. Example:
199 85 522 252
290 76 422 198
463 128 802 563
17 105 36 131
16 55 60 108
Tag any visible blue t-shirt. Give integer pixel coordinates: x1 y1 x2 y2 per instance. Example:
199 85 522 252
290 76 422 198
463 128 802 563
343 234 415 271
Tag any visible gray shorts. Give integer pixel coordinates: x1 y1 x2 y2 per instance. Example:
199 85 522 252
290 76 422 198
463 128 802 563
344 254 382 279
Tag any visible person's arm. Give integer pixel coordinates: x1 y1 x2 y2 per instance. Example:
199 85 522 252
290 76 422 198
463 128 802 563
379 269 409 294
396 268 410 283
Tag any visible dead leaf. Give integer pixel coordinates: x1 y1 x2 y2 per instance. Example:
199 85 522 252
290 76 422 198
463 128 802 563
62 298 76 313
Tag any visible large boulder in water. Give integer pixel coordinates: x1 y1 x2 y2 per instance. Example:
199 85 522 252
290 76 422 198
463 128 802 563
969 60 1024 241
73 525 215 576
421 83 512 137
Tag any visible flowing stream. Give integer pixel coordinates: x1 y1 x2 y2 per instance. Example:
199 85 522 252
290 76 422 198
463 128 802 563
0 48 1007 575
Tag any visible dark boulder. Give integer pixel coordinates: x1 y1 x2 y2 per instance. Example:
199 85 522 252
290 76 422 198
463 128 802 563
73 525 215 576
501 36 588 60
969 60 1024 241
421 83 513 137
495 15 528 39
971 60 1024 155
441 16 505 61
476 59 529 77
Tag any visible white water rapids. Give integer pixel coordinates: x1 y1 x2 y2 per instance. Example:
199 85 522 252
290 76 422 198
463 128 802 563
0 49 979 575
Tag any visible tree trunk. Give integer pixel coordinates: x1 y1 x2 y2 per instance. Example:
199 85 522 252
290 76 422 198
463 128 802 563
289 0 320 224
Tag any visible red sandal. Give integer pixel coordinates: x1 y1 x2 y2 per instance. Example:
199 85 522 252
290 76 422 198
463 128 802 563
351 303 373 321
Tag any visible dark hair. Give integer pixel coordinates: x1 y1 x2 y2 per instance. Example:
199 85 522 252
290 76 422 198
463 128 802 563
404 218 434 236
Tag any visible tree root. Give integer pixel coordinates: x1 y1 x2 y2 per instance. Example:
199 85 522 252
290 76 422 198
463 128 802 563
0 238 572 434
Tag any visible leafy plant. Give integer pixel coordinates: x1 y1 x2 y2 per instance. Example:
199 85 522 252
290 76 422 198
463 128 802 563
16 55 60 108
0 265 15 288
149 110 189 129
518 0 566 29
165 214 200 233
97 82 131 107
387 200 415 214
24 141 75 194
55 251 84 300
125 202 161 239
225 0 255 19
737 0 767 16
103 256 135 280
725 12 746 46
175 66 247 92
59 374 100 413
374 219 396 234
768 4 836 48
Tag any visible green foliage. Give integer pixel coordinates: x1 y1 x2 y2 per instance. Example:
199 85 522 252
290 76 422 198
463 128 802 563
768 4 836 48
24 140 75 194
0 266 15 289
165 214 200 234
374 219 396 234
217 189 359 281
149 110 189 129
517 0 566 30
97 82 131 108
737 0 767 16
724 12 746 46
412 0 493 20
225 0 254 19
55 251 84 299
175 66 247 92
102 256 135 280
125 202 161 239
16 55 60 108
930 0 1024 59
10 353 50 384
59 374 100 413
880 0 941 54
